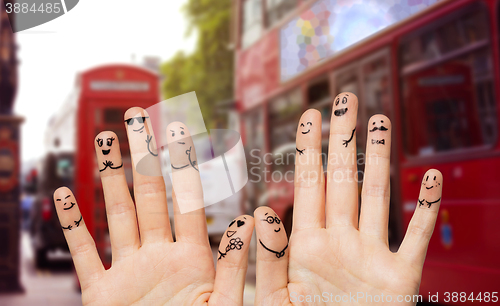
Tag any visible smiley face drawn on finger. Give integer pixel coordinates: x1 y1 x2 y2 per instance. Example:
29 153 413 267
56 194 76 211
226 217 246 238
169 125 199 172
259 213 288 258
299 121 312 134
124 116 148 133
334 93 349 117
96 136 116 156
218 217 247 260
369 119 388 132
422 174 441 190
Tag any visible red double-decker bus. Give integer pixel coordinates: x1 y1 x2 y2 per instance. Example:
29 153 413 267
234 0 500 302
44 64 159 268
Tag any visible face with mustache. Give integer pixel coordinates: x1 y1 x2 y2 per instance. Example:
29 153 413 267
369 120 389 132
333 93 349 116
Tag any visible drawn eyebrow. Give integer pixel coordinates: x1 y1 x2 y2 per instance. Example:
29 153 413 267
345 94 349 96
65 195 71 199
56 199 61 201
170 130 175 132
307 122 312 125
179 127 184 129
264 213 268 216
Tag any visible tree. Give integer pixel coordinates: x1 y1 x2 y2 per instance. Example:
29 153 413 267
161 0 233 128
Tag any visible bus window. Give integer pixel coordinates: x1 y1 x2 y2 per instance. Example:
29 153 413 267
266 0 298 28
308 77 331 134
363 55 391 119
400 5 497 156
242 0 263 48
269 89 302 150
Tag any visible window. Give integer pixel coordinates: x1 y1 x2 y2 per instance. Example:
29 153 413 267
242 0 263 48
266 0 298 28
400 5 497 156
269 89 302 151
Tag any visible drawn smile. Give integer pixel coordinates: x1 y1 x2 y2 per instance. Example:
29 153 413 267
171 164 189 170
301 130 310 134
334 108 348 116
274 228 281 232
426 186 434 190
133 126 145 132
63 202 75 210
102 149 110 155
227 230 236 238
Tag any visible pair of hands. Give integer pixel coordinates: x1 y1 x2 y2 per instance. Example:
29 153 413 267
53 93 443 305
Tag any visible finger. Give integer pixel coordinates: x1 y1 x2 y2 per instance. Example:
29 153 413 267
326 92 359 228
293 109 325 231
166 122 208 244
398 169 443 268
359 115 392 243
254 207 289 305
124 107 173 244
54 187 104 290
95 131 140 262
213 215 254 304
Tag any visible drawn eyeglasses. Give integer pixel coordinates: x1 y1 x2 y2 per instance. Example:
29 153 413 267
262 216 281 225
124 116 149 125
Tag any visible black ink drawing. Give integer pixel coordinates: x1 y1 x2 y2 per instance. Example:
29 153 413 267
226 218 245 238
124 116 148 133
369 120 388 132
371 139 385 145
170 126 199 172
422 175 441 190
296 148 305 155
96 136 115 156
334 94 349 117
56 194 76 211
99 160 123 172
418 197 441 208
258 212 288 257
218 238 245 260
146 135 158 157
259 239 288 258
62 215 83 231
343 128 356 147
299 122 312 134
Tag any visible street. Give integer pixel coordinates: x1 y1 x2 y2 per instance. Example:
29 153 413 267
0 232 256 306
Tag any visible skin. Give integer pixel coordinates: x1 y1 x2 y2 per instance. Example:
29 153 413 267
254 92 443 305
53 109 253 306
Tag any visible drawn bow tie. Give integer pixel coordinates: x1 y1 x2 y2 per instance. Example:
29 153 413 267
372 139 385 145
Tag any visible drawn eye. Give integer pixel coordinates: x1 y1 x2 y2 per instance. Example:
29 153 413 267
106 137 115 146
342 97 347 104
433 176 436 181
335 97 340 106
426 176 429 181
181 131 185 135
97 138 103 147
300 123 304 127
307 122 312 126
373 122 376 125
266 216 274 224
172 133 175 137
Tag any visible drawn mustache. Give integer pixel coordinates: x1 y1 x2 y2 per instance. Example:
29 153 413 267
369 126 388 132
334 108 348 116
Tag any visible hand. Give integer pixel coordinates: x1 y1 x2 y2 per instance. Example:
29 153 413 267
254 93 443 305
54 107 254 306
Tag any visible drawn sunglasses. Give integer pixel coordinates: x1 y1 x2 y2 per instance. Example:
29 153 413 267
124 116 149 125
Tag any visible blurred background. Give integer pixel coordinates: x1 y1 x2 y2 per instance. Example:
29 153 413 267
0 0 499 305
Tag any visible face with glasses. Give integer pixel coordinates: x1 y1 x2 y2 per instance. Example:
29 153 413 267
124 116 149 133
262 212 282 233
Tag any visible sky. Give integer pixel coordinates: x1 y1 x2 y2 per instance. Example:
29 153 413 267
14 0 196 163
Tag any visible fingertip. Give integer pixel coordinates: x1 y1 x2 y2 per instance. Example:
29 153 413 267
54 186 72 201
124 106 146 120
